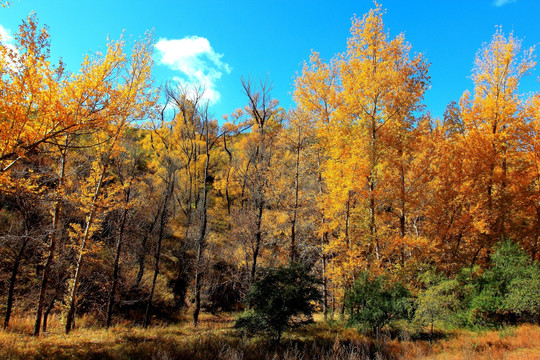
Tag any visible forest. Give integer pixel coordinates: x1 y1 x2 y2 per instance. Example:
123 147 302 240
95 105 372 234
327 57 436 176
1 3 539 360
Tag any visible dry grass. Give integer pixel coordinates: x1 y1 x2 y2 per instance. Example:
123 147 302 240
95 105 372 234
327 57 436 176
405 324 540 360
1 314 539 360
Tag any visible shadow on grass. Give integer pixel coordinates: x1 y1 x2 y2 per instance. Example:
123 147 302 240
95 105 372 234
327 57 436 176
1 329 401 360
2 318 538 360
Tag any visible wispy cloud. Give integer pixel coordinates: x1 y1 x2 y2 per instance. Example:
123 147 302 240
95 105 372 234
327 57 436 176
493 0 517 7
0 24 15 49
155 36 231 104
0 24 18 69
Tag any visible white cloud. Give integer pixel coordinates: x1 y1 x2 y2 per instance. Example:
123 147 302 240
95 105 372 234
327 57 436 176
0 24 17 53
493 0 517 7
0 24 14 45
0 24 18 69
155 36 231 104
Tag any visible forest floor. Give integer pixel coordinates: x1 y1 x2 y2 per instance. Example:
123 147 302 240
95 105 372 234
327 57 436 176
1 313 539 359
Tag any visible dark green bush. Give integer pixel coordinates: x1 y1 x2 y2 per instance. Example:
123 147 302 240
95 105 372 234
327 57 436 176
470 239 540 325
234 263 321 341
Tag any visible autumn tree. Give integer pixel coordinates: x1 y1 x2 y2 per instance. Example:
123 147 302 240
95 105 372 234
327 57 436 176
0 14 117 186
525 92 540 261
166 84 223 326
0 14 66 184
104 129 147 328
234 78 283 282
266 107 320 267
338 3 428 266
61 33 156 334
142 154 175 328
419 117 468 272
294 3 429 310
0 13 158 335
141 83 224 327
459 28 534 267
163 84 210 316
1 185 43 328
294 52 342 318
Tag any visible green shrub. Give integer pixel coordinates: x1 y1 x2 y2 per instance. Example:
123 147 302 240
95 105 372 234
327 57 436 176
470 239 540 325
234 263 320 341
414 271 460 338
345 272 411 335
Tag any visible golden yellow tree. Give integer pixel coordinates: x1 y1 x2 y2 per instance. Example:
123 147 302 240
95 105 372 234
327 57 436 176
60 33 156 334
420 110 472 273
459 28 534 267
20 17 155 335
294 52 343 315
522 92 540 261
0 14 67 185
294 3 429 309
338 3 428 266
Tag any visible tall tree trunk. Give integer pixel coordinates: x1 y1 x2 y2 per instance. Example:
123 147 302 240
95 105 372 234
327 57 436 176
250 202 264 282
106 186 131 328
533 207 540 262
290 134 301 264
34 138 68 336
192 243 204 327
316 151 329 320
223 134 233 229
345 192 351 249
321 231 328 320
42 288 59 333
369 117 380 261
369 178 378 260
193 142 210 327
144 175 174 328
172 174 193 309
4 237 28 329
135 210 159 288
399 158 406 266
500 150 508 239
65 160 109 334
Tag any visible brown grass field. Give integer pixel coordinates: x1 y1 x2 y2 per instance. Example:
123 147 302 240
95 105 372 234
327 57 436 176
1 313 539 359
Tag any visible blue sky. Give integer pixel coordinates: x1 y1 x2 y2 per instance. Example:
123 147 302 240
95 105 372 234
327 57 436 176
1 0 539 120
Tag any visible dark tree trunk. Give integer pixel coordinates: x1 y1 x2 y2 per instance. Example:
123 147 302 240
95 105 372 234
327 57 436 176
399 157 406 266
65 155 109 334
4 238 28 329
34 139 67 336
321 231 328 320
193 145 210 327
290 133 301 264
135 210 159 288
250 202 264 282
369 117 380 261
144 176 174 328
316 151 329 320
106 186 131 328
42 291 58 333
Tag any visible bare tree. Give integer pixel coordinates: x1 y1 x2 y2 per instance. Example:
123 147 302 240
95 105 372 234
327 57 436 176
239 77 281 282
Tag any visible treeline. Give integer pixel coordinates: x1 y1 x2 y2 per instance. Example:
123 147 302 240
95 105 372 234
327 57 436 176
1 5 539 336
